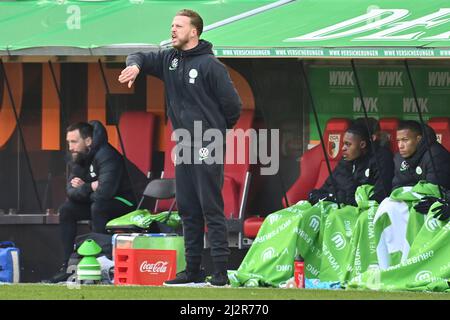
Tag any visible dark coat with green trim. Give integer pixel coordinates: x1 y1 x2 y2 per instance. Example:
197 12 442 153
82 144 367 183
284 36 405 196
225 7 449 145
392 127 450 191
66 121 134 204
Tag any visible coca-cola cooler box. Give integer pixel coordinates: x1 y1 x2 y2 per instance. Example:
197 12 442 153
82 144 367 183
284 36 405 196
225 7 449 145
113 233 186 286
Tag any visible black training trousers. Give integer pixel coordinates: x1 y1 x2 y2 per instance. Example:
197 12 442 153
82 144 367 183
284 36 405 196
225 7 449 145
175 159 230 271
58 198 134 263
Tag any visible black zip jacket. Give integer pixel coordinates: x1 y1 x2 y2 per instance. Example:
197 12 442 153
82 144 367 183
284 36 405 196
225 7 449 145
316 143 394 205
66 121 134 203
126 40 242 145
392 126 450 191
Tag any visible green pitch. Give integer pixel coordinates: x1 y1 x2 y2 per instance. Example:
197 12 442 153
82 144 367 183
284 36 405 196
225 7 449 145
0 284 448 300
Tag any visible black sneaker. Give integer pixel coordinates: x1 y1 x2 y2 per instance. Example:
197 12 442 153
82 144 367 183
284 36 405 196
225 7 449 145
207 272 230 287
163 270 206 287
42 264 72 284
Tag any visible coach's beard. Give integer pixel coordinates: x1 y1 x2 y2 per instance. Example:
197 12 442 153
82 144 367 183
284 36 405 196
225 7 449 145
70 150 89 165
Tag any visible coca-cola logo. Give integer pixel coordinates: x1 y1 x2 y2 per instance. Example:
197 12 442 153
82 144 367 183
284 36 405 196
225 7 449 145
139 261 168 273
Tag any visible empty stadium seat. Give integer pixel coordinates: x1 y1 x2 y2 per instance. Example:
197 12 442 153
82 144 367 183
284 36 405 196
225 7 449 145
154 121 176 213
243 216 265 239
379 117 399 153
223 109 254 248
428 117 450 151
118 111 156 176
243 118 351 240
223 109 254 220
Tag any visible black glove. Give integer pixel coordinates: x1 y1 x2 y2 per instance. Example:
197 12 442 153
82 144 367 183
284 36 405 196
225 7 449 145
414 196 439 215
308 189 336 205
431 199 450 222
414 196 450 222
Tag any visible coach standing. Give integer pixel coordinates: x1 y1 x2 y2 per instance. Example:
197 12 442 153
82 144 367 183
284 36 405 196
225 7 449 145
119 9 242 286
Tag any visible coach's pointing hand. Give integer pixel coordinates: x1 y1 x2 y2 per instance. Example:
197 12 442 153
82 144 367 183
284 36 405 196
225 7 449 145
118 65 140 88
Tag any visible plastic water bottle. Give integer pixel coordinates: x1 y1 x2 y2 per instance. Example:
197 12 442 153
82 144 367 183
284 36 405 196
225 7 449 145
294 255 305 288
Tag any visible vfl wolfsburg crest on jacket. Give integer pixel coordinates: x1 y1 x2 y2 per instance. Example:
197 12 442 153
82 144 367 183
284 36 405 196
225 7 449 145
89 164 96 178
169 58 178 71
400 160 409 172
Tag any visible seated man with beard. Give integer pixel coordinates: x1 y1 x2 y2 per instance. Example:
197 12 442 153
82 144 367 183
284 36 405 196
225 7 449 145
46 121 136 283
